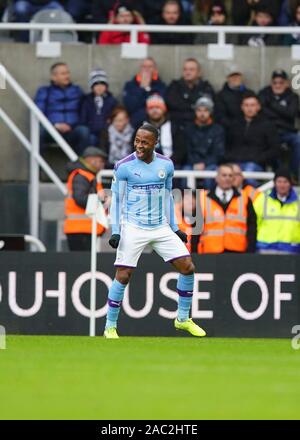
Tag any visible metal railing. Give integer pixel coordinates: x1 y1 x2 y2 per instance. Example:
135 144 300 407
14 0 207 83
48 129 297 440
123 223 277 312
24 235 46 252
99 169 274 191
0 23 299 45
0 63 78 243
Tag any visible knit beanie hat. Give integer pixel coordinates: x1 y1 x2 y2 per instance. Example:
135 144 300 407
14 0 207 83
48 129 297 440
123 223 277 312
194 96 214 113
89 69 108 89
146 94 167 111
274 167 292 183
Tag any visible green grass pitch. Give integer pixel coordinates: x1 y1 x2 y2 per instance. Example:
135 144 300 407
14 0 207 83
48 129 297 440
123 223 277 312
0 336 299 420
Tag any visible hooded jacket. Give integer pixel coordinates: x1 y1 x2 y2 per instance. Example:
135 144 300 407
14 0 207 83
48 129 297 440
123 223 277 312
254 187 300 254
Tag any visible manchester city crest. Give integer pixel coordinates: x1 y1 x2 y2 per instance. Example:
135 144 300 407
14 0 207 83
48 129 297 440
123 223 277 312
158 169 166 179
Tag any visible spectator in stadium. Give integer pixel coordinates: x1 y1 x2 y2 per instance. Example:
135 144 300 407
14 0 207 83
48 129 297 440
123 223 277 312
232 0 281 25
259 70 300 182
13 0 65 40
80 69 118 147
141 0 170 24
145 94 186 167
184 96 225 189
240 7 280 46
13 0 64 23
254 168 300 254
278 0 299 25
123 57 166 128
231 163 260 202
91 0 142 23
282 4 300 45
198 164 257 254
194 3 228 44
215 66 253 128
192 0 232 25
99 105 134 167
64 146 107 251
151 0 193 45
166 58 215 124
35 62 89 154
97 4 150 45
226 92 280 186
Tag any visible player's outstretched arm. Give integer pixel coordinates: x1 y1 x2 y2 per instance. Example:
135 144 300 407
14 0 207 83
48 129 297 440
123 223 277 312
109 165 127 248
165 165 179 233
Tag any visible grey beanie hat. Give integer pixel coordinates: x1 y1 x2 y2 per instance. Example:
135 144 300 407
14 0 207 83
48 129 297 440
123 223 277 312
82 147 108 159
89 69 108 89
194 96 214 113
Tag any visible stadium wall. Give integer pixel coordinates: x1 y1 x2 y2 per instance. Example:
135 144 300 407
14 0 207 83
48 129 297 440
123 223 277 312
0 44 299 181
0 252 299 338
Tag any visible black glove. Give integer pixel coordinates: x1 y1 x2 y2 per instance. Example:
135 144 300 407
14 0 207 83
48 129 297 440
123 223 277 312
175 230 188 243
109 234 120 249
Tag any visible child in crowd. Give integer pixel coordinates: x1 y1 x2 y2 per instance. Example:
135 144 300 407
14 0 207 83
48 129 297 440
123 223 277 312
80 69 118 146
100 106 134 167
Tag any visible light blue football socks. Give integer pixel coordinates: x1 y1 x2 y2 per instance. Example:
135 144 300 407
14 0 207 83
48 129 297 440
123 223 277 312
105 279 126 329
177 273 194 322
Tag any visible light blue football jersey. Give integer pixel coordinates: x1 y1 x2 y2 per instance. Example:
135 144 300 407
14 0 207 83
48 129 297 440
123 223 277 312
110 152 178 234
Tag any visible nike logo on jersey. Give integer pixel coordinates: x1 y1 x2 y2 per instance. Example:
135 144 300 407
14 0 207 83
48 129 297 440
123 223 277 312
134 172 141 177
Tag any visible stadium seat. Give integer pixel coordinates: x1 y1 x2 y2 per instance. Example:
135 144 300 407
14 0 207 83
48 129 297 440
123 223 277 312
29 9 78 44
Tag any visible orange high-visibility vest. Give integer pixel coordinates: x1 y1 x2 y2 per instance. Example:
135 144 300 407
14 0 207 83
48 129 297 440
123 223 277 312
175 204 201 254
199 191 248 254
64 168 105 235
242 185 260 202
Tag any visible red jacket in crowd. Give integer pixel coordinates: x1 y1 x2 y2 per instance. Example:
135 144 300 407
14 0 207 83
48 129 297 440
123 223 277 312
98 18 150 45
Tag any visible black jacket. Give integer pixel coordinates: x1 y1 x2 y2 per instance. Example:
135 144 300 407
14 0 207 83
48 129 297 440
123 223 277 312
185 121 225 166
215 83 253 128
166 78 215 124
66 160 98 209
258 86 300 133
226 115 280 165
146 117 187 166
205 188 257 253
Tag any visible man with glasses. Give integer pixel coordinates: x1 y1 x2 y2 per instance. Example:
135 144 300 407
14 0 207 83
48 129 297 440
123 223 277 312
259 70 300 182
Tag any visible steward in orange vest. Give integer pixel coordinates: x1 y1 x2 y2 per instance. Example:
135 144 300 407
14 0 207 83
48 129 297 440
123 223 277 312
232 163 260 202
242 184 260 202
64 147 107 251
175 191 202 254
199 188 257 254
